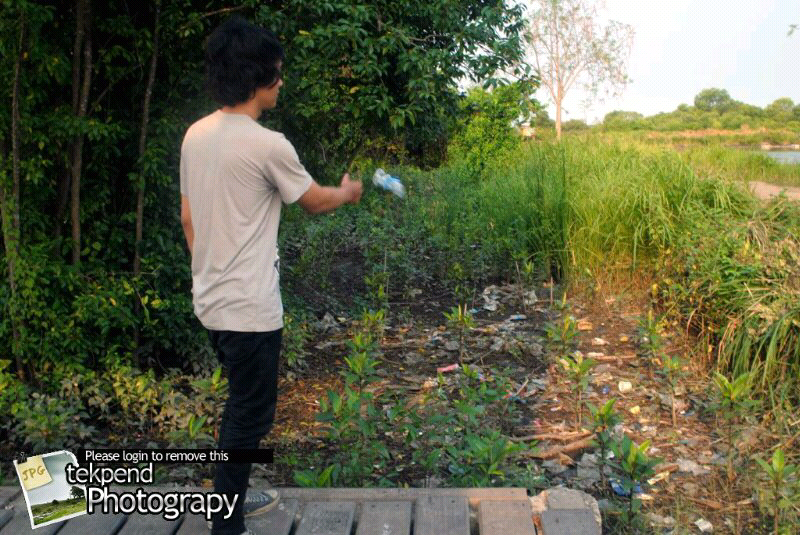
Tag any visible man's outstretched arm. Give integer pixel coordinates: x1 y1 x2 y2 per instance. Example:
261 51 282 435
181 195 194 255
297 173 362 214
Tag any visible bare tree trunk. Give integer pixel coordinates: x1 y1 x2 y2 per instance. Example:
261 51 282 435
133 0 161 277
71 0 92 266
55 0 87 242
3 12 27 379
555 94 562 140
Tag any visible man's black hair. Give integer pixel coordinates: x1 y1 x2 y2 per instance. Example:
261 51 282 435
205 16 285 107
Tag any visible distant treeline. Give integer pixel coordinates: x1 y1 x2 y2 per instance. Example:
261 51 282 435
537 88 800 132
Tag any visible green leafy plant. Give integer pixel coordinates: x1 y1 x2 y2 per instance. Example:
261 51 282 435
545 311 579 356
755 448 799 534
636 309 664 364
588 398 622 489
294 464 336 488
610 436 662 532
712 371 761 483
661 355 685 426
559 352 596 428
444 304 476 364
446 430 524 486
282 312 311 375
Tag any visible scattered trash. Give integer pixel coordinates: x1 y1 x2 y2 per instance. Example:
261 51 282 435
372 168 405 197
542 459 569 475
610 478 641 497
694 518 713 533
316 312 340 333
619 335 630 343
677 458 710 476
436 364 459 373
490 337 506 352
444 340 460 352
647 471 671 485
618 381 633 393
509 314 527 321
591 337 609 346
647 513 675 529
629 405 641 415
528 342 544 357
523 290 538 307
601 385 611 395
482 286 500 311
577 319 593 331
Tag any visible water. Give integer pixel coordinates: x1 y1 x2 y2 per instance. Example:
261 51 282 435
764 151 800 164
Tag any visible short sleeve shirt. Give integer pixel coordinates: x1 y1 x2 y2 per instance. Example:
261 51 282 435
180 110 312 331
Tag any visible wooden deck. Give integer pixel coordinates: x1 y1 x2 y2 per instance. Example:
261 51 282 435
0 486 538 535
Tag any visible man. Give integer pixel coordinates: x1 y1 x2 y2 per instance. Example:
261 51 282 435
180 16 362 535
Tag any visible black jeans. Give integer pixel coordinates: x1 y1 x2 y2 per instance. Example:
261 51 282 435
208 329 282 535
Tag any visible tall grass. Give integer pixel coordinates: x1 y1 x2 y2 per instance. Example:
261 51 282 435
681 145 800 188
281 135 800 399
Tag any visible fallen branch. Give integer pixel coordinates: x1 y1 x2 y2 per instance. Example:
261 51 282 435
511 430 592 443
523 436 595 459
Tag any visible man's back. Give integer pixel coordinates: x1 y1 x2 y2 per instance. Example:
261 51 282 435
180 110 311 332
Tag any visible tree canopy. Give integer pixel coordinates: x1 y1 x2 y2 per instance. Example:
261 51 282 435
0 0 528 379
525 0 634 139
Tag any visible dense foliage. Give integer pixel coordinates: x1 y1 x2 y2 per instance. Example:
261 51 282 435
0 0 528 386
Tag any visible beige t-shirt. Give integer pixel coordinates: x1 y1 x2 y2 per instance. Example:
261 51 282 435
180 110 312 332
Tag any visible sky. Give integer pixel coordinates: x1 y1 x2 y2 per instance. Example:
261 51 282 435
530 0 800 124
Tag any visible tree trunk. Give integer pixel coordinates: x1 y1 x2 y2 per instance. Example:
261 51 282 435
55 0 87 243
555 94 563 140
71 0 92 266
133 0 161 277
3 11 27 379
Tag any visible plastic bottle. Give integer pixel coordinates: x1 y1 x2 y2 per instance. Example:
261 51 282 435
372 168 406 198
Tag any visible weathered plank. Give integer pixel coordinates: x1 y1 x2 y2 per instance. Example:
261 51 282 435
276 487 527 508
0 487 19 508
246 498 298 535
173 511 208 535
0 509 14 532
478 500 536 535
355 501 411 535
295 501 355 535
0 502 65 535
56 510 127 535
116 512 183 535
413 496 470 535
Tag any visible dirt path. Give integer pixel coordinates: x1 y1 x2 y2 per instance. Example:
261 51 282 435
749 180 800 200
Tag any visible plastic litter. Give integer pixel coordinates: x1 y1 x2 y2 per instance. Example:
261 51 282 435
437 363 458 373
618 380 633 393
372 168 405 197
695 518 713 533
610 478 641 497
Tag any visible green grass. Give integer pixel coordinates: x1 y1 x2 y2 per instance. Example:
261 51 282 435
279 132 800 402
30 497 86 525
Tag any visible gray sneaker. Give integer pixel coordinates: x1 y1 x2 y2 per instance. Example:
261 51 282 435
207 489 280 531
243 489 280 517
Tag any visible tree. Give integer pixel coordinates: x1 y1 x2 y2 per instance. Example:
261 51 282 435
70 486 84 500
766 97 794 119
525 0 634 139
255 0 528 176
603 110 642 129
694 88 733 113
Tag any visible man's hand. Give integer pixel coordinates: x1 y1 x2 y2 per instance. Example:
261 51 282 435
340 172 362 204
298 173 362 214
